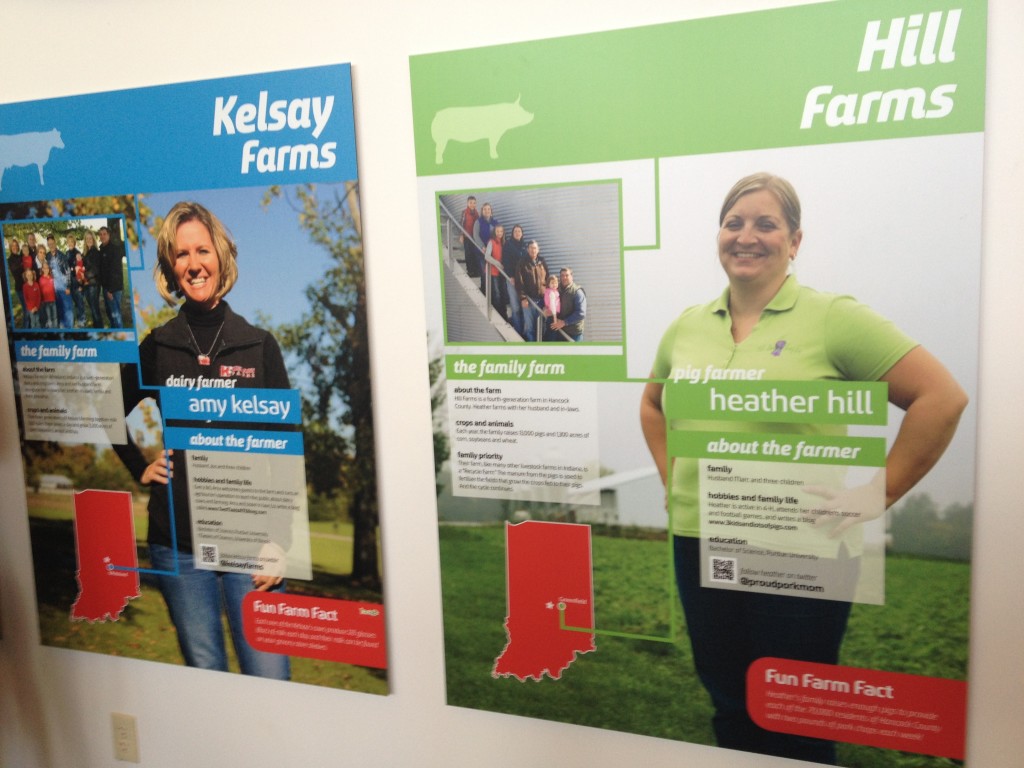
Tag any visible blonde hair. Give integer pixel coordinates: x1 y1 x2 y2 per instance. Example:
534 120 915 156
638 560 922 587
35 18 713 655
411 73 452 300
719 172 801 234
154 201 238 305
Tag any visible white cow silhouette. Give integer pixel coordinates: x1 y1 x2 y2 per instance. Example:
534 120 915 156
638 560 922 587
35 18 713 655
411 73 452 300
0 129 64 191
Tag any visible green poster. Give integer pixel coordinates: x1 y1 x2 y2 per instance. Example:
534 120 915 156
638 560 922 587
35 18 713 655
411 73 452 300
412 2 983 764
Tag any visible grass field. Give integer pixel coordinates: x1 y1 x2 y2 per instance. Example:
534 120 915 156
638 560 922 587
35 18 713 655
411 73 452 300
440 524 969 768
26 490 387 694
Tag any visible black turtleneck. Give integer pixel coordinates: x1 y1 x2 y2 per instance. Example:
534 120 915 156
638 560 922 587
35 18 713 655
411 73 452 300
182 300 227 352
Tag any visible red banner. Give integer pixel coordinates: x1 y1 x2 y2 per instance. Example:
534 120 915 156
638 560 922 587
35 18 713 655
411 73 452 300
748 657 967 759
243 592 386 668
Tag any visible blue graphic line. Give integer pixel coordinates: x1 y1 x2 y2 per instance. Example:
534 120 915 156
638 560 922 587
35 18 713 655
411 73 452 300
107 444 181 578
109 564 176 576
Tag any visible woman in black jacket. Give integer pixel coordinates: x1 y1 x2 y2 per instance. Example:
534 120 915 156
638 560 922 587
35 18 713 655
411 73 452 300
118 201 292 678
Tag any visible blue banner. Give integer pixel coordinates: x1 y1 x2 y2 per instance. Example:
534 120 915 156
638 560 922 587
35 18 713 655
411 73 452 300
0 64 357 202
14 339 139 363
164 426 304 455
161 387 302 424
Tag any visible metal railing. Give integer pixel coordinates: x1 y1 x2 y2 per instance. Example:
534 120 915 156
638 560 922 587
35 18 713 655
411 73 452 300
439 199 573 342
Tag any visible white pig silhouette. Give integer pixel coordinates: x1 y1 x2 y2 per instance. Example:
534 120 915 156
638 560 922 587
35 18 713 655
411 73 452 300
431 96 534 164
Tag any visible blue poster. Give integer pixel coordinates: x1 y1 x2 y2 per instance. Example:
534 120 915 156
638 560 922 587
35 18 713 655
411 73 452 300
0 65 387 691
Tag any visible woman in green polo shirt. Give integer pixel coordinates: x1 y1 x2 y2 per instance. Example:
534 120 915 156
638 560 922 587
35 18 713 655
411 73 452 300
640 172 967 763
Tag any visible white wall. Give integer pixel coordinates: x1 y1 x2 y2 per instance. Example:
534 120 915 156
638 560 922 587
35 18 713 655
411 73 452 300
1 1 1021 766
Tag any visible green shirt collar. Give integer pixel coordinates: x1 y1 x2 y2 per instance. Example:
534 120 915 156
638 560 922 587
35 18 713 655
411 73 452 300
713 275 800 315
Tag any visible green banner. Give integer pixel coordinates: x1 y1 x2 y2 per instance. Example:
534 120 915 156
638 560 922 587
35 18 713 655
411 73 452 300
410 0 986 176
668 430 886 467
664 380 889 425
446 354 626 381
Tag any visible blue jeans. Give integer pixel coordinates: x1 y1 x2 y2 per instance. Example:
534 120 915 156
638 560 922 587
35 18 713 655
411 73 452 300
84 284 103 327
17 287 31 328
511 310 523 337
105 289 124 327
55 291 74 328
674 535 853 764
520 301 542 341
490 275 509 318
43 302 57 328
551 329 581 342
149 544 290 679
70 287 86 325
464 242 481 278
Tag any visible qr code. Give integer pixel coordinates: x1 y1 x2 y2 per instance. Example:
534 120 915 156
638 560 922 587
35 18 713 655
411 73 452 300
200 544 218 565
710 556 738 583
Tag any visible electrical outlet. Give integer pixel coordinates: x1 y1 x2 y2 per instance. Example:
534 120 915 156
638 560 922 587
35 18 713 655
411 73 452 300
111 712 140 763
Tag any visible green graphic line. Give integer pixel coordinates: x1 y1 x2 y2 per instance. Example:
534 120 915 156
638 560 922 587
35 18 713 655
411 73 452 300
557 602 677 644
667 524 682 642
623 157 662 251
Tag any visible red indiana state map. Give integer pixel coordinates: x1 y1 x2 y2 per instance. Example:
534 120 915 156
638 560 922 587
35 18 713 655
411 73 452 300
493 520 595 681
70 489 140 622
